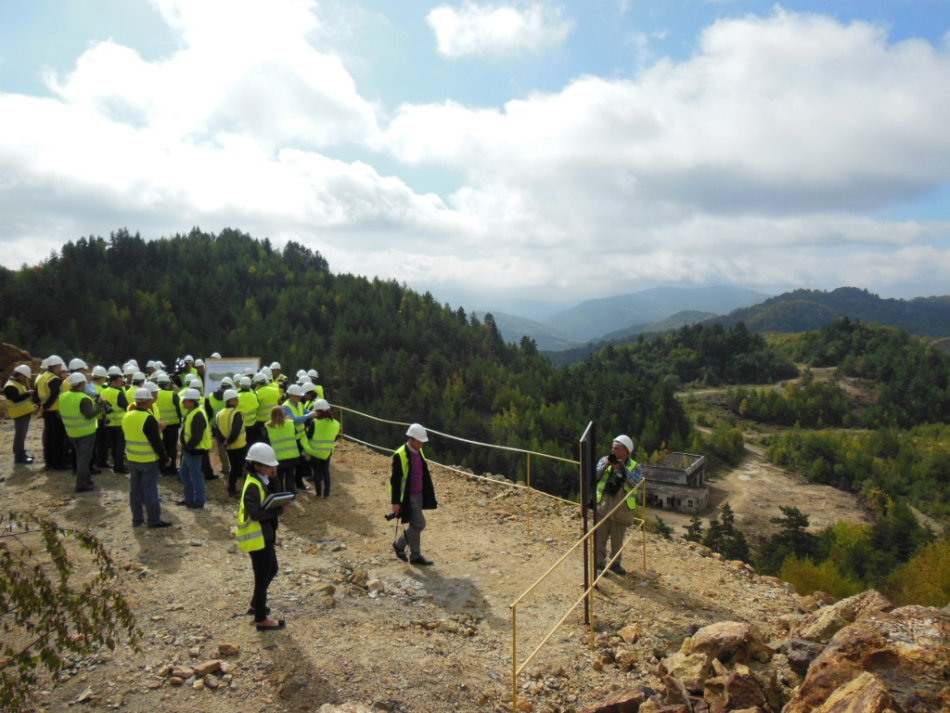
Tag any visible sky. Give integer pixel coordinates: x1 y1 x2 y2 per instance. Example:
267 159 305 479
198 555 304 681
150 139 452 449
1 0 949 311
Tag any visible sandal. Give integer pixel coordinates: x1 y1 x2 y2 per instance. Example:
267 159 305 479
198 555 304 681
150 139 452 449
256 619 286 632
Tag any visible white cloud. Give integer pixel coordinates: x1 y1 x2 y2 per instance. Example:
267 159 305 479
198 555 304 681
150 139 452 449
426 2 573 59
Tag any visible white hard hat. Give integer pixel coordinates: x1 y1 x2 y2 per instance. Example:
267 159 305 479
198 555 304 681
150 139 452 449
261 366 273 379
220 376 234 387
308 369 319 379
243 367 256 376
222 389 239 402
146 360 156 369
286 384 304 397
123 364 137 376
127 359 139 367
155 371 170 383
210 352 221 359
143 381 160 394
92 365 108 378
184 354 194 363
406 423 428 443
107 365 123 376
154 360 165 369
246 442 278 467
132 371 146 383
613 435 635 453
296 369 307 378
40 358 49 369
301 383 316 394
239 376 252 388
313 399 330 411
180 388 202 401
253 372 267 383
194 358 205 367
14 364 32 378
269 361 281 370
68 358 87 371
46 355 64 367
68 372 87 386
297 375 313 385
134 387 152 402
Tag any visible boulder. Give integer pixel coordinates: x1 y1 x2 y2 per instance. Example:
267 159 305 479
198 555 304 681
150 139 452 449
0 343 32 384
702 664 783 713
579 686 651 713
784 604 950 713
659 622 772 693
792 590 893 644
786 638 825 675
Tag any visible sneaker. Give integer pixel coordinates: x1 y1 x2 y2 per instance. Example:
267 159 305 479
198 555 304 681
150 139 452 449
392 542 408 562
187 503 205 509
147 521 173 529
175 500 192 507
205 474 221 481
113 467 129 475
609 563 627 576
14 456 35 464
410 556 434 566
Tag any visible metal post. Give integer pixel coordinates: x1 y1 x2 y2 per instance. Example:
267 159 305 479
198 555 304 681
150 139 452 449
511 604 518 711
526 453 532 537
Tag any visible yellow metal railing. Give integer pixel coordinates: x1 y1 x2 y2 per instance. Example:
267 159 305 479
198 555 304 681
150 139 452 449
509 480 647 711
331 404 581 535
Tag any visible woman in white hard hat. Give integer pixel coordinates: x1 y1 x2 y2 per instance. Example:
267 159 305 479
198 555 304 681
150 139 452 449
236 442 290 631
303 399 341 498
391 423 438 566
4 364 37 464
593 435 643 576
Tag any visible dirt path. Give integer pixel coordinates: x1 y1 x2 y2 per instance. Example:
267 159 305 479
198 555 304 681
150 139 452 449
0 418 808 712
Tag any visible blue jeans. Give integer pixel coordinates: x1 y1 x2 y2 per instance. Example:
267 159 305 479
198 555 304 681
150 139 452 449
129 460 162 526
179 451 206 506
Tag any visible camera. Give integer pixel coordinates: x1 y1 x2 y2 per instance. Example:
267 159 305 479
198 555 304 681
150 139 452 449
385 512 399 521
607 454 619 464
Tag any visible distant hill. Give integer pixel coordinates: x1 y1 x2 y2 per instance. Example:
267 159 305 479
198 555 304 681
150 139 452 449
710 287 950 337
602 310 718 341
472 311 581 351
542 286 769 341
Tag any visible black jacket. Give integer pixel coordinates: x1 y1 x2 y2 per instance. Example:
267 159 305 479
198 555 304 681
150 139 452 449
390 444 437 523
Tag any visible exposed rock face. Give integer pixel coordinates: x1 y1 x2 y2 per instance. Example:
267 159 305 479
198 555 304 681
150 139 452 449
0 342 32 386
784 602 950 713
658 622 773 693
791 589 894 644
578 686 650 713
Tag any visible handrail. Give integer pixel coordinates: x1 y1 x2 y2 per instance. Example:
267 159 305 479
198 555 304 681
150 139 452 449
509 480 647 711
332 403 582 533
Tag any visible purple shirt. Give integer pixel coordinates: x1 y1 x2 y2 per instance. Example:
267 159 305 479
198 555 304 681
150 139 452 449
407 443 424 494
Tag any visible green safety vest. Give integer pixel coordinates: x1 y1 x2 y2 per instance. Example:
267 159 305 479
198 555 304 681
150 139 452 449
237 389 259 426
304 418 340 460
207 393 225 416
255 384 280 423
596 459 640 510
391 444 425 501
122 409 159 463
36 371 61 411
216 406 247 450
100 386 126 427
155 389 181 425
93 382 106 421
4 379 34 418
60 391 98 438
235 477 265 552
284 400 306 441
183 406 212 451
265 420 298 462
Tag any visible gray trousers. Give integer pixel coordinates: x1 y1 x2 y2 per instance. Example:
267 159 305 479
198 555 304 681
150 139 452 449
71 433 97 490
13 413 31 459
395 492 427 558
595 518 629 568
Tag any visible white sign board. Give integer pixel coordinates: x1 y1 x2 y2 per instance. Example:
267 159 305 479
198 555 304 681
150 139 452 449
204 357 261 397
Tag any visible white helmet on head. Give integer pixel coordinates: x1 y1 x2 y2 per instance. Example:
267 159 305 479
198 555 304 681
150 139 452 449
269 361 281 370
134 388 152 402
143 381 160 394
195 358 205 367
155 371 170 384
301 383 316 394
296 369 307 378
14 364 32 378
253 372 268 383
211 352 221 359
180 388 202 401
246 442 278 467
313 399 330 411
68 372 87 386
261 366 273 380
46 355 65 367
222 389 239 402
406 423 428 443
613 435 635 454
107 365 123 376
308 369 319 379
286 384 304 397
68 358 87 371
239 376 252 388
146 360 156 369
220 376 234 387
184 354 194 363
132 371 146 383
297 375 313 385
40 358 49 370
123 364 137 377
91 365 108 378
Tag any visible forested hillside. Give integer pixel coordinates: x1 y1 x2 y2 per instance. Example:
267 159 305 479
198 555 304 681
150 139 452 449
0 229 799 498
712 286 950 336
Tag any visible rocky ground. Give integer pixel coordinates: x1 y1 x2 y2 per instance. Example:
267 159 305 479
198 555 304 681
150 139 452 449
1 417 946 713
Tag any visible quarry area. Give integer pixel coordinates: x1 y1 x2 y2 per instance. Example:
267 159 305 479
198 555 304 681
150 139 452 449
1 420 948 713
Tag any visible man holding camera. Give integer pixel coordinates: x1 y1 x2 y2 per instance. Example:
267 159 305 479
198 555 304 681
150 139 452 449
594 435 643 576
390 423 438 566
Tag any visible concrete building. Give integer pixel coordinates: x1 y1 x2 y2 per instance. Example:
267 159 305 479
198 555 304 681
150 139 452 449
642 452 709 514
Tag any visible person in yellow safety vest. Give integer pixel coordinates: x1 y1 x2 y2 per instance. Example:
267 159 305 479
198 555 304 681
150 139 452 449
254 372 280 431
126 371 146 407
90 366 112 469
307 369 325 400
100 369 130 474
177 388 210 509
283 384 316 492
193 358 207 392
215 389 248 497
123 388 173 528
236 442 289 631
5 364 37 464
154 372 182 476
206 377 233 483
269 361 288 387
60 372 106 493
390 423 438 566
237 376 261 446
303 399 341 498
142 381 162 419
182 354 198 379
593 435 643 577
264 405 299 495
37 354 69 471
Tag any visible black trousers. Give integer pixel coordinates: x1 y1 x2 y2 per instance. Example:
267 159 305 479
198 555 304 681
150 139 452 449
249 541 278 623
226 445 248 493
312 456 331 496
161 425 180 473
42 410 67 469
